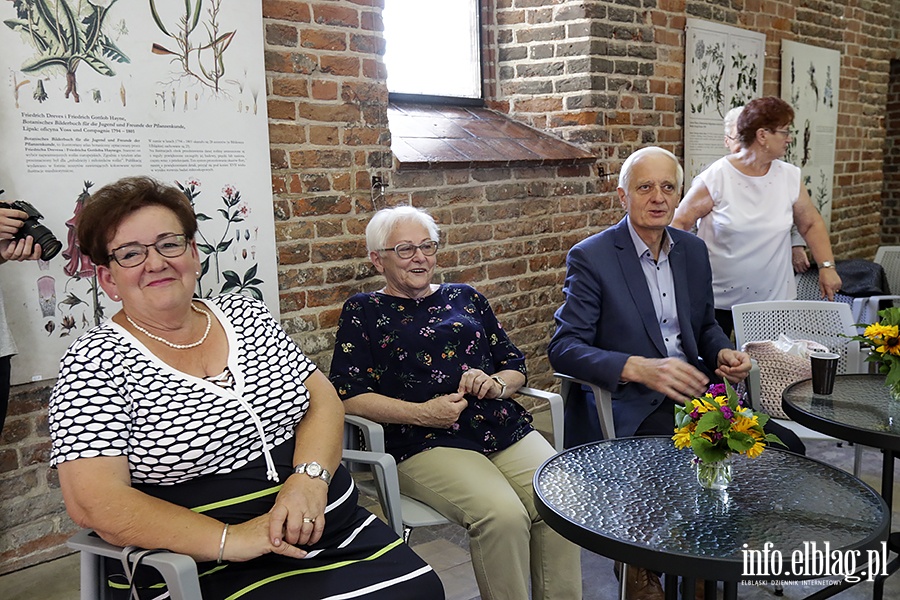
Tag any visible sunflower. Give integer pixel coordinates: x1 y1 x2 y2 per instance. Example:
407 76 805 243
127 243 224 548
877 335 900 356
865 323 898 341
672 426 694 450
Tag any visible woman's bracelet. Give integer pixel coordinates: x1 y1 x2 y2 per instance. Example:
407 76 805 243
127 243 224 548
217 523 229 564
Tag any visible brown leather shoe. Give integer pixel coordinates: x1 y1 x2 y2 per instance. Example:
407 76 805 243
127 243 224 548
613 561 664 600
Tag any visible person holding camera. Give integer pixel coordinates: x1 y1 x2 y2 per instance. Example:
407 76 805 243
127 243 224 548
0 204 43 435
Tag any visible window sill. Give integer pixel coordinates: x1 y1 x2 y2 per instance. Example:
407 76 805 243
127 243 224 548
388 102 595 170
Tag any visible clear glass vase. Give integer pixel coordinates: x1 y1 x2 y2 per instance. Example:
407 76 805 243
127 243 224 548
889 383 900 403
694 456 733 490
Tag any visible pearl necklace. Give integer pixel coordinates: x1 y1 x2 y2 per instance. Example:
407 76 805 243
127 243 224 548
125 304 212 350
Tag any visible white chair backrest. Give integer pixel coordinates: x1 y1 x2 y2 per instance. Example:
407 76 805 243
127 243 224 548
732 300 862 375
874 246 900 294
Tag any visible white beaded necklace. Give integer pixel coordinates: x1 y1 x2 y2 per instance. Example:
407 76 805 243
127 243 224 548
125 304 212 350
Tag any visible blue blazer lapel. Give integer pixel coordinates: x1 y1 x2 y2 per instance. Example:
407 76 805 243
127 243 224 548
613 222 668 357
669 234 701 366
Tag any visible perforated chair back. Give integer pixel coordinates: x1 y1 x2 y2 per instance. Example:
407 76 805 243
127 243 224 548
875 246 900 294
795 269 855 306
732 300 863 376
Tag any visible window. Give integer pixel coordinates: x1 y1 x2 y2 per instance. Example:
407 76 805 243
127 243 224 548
382 0 482 101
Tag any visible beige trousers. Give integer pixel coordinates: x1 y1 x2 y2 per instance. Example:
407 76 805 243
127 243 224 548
398 431 583 600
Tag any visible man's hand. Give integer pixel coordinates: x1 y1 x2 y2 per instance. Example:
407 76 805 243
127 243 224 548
792 246 810 273
715 349 751 383
620 356 709 404
0 236 41 262
818 268 842 302
415 392 468 429
0 207 41 262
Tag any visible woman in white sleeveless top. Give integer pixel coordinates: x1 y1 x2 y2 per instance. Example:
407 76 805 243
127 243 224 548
672 96 842 336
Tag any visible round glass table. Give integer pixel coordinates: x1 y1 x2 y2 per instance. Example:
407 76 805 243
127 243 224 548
782 374 900 452
534 436 889 599
783 374 900 598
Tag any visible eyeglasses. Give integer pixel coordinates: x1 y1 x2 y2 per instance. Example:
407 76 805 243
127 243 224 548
379 240 439 259
108 234 189 268
771 128 792 137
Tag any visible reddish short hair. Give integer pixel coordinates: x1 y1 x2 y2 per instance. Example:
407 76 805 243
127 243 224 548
736 97 795 147
77 176 199 267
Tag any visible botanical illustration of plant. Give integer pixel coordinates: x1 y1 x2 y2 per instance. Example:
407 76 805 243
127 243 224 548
149 0 235 93
4 0 129 103
729 50 758 108
801 119 811 167
823 65 834 109
814 170 830 213
789 58 800 107
690 38 725 117
808 62 819 109
50 180 107 338
177 179 264 300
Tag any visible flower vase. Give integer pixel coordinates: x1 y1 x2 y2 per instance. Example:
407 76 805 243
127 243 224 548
694 457 733 490
889 383 900 403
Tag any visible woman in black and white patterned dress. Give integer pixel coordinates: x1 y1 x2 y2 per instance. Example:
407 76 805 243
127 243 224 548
49 176 443 600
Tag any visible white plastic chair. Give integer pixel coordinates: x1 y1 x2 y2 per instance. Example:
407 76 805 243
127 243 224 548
875 246 900 293
344 387 564 542
732 300 864 475
552 372 616 440
67 449 398 599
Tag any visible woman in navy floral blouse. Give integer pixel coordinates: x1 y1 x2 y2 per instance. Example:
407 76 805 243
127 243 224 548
330 206 582 600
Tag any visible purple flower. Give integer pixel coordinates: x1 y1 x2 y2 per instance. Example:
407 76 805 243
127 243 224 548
720 406 734 420
690 409 700 419
708 383 726 397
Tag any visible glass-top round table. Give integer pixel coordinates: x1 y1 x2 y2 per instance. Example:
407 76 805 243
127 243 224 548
782 374 900 452
534 436 888 597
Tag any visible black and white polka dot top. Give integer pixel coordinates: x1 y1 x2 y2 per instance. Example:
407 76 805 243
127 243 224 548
49 294 315 486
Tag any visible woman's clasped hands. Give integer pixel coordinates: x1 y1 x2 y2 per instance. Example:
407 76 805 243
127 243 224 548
219 474 328 562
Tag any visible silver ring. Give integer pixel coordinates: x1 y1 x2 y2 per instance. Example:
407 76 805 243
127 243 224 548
302 517 315 524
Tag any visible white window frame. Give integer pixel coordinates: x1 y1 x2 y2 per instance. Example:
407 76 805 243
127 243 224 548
382 0 483 102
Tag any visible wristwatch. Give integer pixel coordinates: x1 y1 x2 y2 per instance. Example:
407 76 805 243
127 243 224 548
819 261 836 269
293 461 332 485
490 375 507 398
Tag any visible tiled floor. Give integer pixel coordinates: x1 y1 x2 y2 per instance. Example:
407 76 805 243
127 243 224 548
2 437 899 599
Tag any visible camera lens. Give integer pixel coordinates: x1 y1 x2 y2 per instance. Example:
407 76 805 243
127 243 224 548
20 222 62 260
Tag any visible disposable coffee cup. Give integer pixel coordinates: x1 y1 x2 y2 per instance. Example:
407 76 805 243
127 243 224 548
810 352 839 394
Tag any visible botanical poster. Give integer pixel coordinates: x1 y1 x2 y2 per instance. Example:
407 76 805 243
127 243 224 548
0 0 278 384
683 19 765 188
781 40 840 231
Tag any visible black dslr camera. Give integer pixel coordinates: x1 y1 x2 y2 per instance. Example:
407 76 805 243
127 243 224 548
0 200 62 260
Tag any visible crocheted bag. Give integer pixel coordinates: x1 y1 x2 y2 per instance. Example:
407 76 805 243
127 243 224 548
741 337 829 419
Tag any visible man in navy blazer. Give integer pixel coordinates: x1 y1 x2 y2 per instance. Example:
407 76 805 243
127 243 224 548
549 147 753 447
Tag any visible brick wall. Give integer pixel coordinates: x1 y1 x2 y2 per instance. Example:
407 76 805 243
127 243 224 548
2 0 897 575
883 59 900 244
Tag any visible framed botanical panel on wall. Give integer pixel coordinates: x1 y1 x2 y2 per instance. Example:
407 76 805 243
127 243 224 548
0 0 278 384
683 19 765 190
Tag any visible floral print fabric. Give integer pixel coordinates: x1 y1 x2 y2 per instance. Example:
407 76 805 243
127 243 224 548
330 284 532 462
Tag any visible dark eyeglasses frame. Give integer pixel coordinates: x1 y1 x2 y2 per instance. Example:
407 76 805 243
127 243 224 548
770 128 792 136
108 234 189 268
379 240 440 259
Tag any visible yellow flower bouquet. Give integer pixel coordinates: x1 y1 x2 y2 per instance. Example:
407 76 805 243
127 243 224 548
673 381 784 489
848 306 900 396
